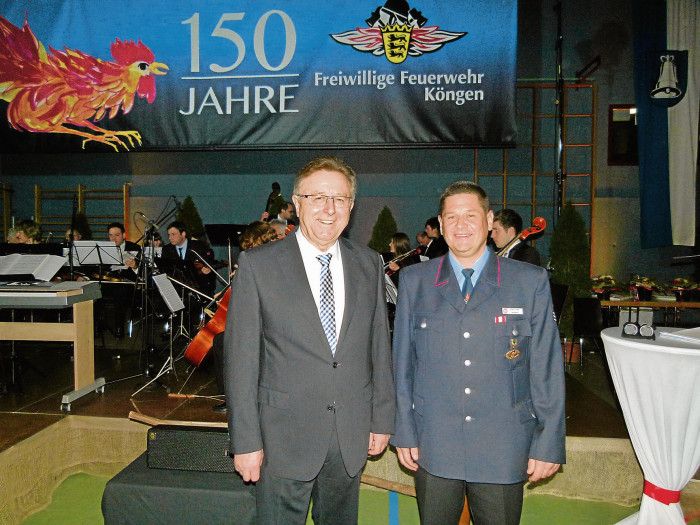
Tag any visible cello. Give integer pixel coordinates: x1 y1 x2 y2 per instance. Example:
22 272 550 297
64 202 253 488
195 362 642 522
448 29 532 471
183 286 230 366
496 217 546 256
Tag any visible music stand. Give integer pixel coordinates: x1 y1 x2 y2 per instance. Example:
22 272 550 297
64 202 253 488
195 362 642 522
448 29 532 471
132 274 184 396
205 224 247 247
0 242 63 256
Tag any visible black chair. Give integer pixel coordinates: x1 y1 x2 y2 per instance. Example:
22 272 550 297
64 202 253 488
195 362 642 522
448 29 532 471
569 297 605 374
550 283 569 326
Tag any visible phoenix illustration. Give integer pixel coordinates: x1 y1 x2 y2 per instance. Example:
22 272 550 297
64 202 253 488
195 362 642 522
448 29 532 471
0 14 168 151
331 1 466 64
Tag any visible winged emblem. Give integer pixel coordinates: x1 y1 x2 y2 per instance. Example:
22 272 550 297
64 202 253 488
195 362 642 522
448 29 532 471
330 2 466 64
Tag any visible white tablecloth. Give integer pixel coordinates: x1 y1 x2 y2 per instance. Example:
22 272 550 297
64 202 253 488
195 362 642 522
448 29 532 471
601 327 700 524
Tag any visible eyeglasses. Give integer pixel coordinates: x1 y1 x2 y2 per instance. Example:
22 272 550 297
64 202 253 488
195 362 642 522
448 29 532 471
297 194 353 208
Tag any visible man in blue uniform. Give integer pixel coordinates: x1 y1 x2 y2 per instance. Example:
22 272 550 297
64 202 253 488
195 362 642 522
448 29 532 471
391 181 565 525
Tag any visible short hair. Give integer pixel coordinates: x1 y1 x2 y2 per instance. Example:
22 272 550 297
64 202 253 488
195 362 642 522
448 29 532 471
416 231 429 241
6 227 18 242
107 222 125 233
493 209 523 233
438 181 490 216
281 201 293 212
167 221 187 234
269 219 286 228
391 232 411 255
425 217 440 230
16 219 41 242
293 157 357 200
239 221 278 250
272 182 280 191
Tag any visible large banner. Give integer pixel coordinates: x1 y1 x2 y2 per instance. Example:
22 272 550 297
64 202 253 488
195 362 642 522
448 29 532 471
0 1 517 152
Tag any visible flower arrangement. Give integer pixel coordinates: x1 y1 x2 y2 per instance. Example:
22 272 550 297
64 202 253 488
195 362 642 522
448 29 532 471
591 274 617 293
630 275 659 291
667 277 696 290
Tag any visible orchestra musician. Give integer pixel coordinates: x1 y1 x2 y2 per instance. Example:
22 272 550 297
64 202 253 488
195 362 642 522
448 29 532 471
385 232 422 288
97 222 141 339
14 220 42 244
490 209 541 266
161 221 216 297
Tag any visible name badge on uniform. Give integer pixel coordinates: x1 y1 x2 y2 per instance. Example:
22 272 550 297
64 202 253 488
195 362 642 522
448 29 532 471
502 307 523 315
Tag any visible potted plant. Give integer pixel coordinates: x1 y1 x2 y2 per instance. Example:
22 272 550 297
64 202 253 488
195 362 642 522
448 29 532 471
668 277 696 302
549 202 591 362
591 274 617 301
629 274 658 301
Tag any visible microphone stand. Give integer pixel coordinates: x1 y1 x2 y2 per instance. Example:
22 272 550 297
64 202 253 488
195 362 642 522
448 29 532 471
68 195 78 281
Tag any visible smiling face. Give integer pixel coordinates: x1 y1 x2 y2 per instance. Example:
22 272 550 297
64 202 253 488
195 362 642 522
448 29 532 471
292 169 354 252
439 193 493 267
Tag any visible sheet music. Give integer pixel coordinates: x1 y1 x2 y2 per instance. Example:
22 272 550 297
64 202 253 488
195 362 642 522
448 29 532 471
0 253 67 281
65 240 124 266
152 273 185 313
141 246 162 259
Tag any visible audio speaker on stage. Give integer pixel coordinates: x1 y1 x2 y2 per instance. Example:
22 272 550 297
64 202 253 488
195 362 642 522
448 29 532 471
146 425 236 473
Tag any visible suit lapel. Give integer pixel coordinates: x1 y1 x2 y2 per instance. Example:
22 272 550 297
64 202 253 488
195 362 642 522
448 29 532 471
336 239 358 353
280 235 332 354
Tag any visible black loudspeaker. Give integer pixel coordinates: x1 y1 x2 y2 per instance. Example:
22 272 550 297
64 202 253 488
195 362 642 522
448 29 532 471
147 425 236 473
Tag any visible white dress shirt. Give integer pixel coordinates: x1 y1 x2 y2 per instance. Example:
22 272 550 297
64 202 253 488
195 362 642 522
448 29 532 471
296 230 345 343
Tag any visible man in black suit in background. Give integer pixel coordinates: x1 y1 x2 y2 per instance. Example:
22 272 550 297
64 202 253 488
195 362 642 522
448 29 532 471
490 209 541 266
99 222 141 338
161 220 216 297
423 216 448 259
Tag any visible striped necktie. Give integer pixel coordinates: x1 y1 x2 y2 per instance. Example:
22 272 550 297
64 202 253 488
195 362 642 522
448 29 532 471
317 253 337 355
461 268 474 302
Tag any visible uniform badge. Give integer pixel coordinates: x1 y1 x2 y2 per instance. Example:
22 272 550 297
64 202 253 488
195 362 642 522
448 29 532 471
506 338 520 359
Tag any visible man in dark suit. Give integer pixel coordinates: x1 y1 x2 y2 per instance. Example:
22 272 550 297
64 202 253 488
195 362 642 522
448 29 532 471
224 157 395 524
490 209 541 266
161 221 216 297
98 222 141 338
392 182 565 525
423 217 448 259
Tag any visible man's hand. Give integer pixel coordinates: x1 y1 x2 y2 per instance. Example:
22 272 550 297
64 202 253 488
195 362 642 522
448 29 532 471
234 450 264 482
527 459 560 482
124 257 136 268
396 447 419 471
368 433 390 455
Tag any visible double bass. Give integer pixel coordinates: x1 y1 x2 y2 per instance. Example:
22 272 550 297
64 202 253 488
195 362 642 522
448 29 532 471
496 217 546 256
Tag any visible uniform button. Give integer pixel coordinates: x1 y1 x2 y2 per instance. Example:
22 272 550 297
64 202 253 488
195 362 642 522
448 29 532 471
463 332 470 338
327 405 334 411
465 416 472 422
512 327 519 336
420 321 427 328
464 360 471 366
332 362 339 368
464 388 471 395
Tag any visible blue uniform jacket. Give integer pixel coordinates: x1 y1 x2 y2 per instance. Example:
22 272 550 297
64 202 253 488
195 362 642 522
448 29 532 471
391 250 566 483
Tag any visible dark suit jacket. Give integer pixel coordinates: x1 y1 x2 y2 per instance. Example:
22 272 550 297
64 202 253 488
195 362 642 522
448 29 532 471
508 241 541 266
391 250 565 483
161 239 215 294
224 233 395 481
423 237 448 259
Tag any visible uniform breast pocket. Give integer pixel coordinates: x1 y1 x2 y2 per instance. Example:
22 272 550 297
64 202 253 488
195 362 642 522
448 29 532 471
495 320 531 369
412 315 443 363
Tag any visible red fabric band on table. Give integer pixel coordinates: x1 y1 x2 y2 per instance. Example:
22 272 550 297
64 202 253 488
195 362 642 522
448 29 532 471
643 480 681 505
